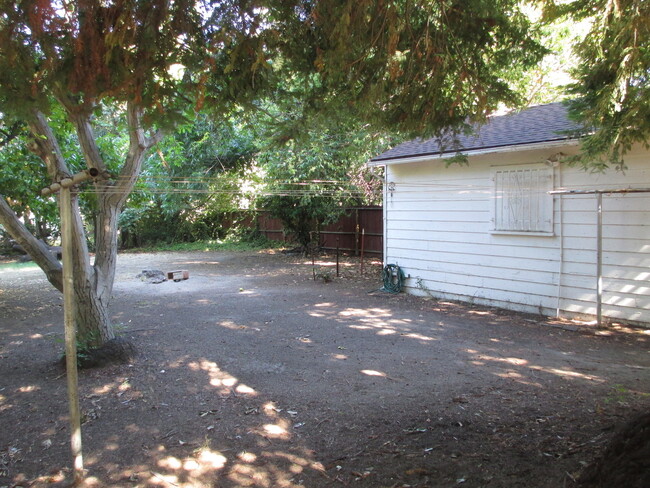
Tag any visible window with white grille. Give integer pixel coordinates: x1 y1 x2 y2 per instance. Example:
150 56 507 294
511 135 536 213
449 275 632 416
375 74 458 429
491 164 553 234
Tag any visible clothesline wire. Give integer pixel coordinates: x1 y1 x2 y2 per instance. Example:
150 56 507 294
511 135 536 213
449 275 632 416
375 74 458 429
70 177 494 195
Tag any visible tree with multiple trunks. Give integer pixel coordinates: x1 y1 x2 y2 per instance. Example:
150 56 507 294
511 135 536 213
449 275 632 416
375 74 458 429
0 0 545 362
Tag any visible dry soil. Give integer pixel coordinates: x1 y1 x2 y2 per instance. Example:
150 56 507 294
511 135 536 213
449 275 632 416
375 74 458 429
1 250 649 488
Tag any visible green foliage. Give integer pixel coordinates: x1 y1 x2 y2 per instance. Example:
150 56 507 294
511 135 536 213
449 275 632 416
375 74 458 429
444 153 470 167
124 234 281 253
262 0 547 138
261 193 337 250
0 117 58 241
115 108 389 249
511 11 583 106
165 114 258 175
0 0 549 196
116 114 261 247
541 0 650 169
258 116 391 249
0 0 552 254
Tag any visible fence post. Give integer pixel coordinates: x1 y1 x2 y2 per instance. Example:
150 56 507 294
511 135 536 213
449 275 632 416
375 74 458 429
360 228 366 274
336 238 340 277
354 208 360 256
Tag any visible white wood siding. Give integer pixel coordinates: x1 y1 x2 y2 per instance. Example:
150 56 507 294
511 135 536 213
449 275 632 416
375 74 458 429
384 145 650 323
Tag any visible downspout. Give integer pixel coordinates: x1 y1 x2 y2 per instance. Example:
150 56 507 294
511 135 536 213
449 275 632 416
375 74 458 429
382 166 388 264
555 164 564 318
368 164 388 264
596 193 603 327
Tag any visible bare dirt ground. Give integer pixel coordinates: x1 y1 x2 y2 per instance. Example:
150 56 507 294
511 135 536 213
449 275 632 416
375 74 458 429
1 250 649 488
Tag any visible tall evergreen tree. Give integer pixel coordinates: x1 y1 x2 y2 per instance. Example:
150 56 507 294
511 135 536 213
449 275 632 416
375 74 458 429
541 0 650 169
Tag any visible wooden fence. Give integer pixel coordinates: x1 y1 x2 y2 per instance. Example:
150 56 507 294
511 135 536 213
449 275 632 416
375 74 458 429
257 207 383 256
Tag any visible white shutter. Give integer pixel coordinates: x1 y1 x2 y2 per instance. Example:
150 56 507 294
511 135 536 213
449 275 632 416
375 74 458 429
492 164 553 234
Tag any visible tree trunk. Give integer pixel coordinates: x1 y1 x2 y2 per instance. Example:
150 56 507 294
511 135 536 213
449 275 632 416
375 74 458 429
1 191 123 362
55 188 138 367
72 258 115 348
72 285 122 366
2 104 161 367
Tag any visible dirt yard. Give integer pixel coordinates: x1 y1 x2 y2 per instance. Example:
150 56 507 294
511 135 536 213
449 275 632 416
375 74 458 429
1 250 649 488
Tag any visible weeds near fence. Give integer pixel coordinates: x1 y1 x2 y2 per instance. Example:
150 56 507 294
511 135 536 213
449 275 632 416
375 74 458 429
123 235 283 253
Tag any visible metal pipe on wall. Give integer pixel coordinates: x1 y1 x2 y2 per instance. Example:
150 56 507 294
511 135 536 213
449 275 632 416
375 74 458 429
597 193 603 328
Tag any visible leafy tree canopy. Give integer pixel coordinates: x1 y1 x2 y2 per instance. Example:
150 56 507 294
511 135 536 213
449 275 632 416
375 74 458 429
261 0 547 137
0 0 547 136
540 0 650 169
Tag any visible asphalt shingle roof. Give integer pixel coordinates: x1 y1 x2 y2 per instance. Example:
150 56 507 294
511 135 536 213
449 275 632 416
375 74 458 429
371 102 583 162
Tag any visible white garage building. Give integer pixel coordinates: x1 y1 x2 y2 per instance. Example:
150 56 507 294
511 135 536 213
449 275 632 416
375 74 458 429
369 103 650 324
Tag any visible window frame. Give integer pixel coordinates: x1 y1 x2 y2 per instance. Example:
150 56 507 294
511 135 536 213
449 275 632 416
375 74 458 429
490 163 554 236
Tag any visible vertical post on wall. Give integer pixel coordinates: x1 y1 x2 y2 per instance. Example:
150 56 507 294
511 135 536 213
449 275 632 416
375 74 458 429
360 228 366 274
596 193 603 328
59 182 84 484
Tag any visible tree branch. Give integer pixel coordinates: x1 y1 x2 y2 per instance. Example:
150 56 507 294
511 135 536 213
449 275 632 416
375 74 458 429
94 102 161 290
55 90 108 172
71 112 109 172
112 102 164 201
26 110 70 182
146 130 165 149
24 109 95 297
0 196 63 292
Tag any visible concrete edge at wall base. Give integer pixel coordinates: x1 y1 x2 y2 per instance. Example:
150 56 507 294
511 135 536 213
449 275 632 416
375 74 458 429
404 285 549 316
402 286 650 330
555 311 650 330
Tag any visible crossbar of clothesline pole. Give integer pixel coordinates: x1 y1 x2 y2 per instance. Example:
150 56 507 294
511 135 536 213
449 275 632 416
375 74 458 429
550 188 650 195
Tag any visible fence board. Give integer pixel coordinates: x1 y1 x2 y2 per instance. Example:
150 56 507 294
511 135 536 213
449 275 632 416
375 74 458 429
256 207 383 256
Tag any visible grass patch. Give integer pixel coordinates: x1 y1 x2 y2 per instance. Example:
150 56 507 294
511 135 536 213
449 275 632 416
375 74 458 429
123 236 284 254
0 260 39 273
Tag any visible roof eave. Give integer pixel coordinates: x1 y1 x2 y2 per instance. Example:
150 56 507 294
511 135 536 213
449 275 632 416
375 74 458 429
367 138 580 167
